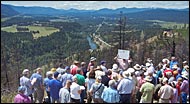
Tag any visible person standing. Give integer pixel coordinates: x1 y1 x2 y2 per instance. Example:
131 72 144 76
170 82 178 103
139 76 154 103
169 56 178 69
180 73 189 103
85 69 96 103
100 60 108 72
20 69 34 103
48 71 62 103
101 80 120 103
81 62 87 78
87 57 96 72
70 60 80 76
158 78 174 103
70 76 81 103
136 72 146 103
114 55 129 71
59 80 72 103
43 71 53 103
60 66 73 87
75 68 86 103
117 71 134 103
14 86 31 103
30 67 44 103
90 76 105 103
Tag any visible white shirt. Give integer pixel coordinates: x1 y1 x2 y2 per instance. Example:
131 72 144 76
95 70 105 78
158 84 173 99
100 65 108 72
70 82 80 99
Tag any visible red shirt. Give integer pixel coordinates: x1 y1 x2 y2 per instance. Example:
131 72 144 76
176 83 181 96
163 69 173 77
70 66 78 75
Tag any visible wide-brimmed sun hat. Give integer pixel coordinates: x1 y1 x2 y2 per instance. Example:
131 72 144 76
133 64 141 70
90 57 96 61
184 65 189 70
112 64 119 72
51 68 56 73
122 70 130 78
146 63 151 67
183 61 188 64
145 76 152 82
162 58 170 63
22 69 29 75
127 68 135 74
147 58 152 62
172 64 178 69
182 73 189 80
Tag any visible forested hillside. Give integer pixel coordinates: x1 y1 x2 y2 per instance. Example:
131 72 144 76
1 3 189 103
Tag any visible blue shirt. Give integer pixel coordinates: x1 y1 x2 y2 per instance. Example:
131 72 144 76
117 78 134 94
44 77 53 92
30 73 43 88
48 79 62 99
101 87 120 103
60 73 73 87
20 76 33 96
169 61 178 69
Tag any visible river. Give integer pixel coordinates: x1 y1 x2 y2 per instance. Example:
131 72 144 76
87 35 97 50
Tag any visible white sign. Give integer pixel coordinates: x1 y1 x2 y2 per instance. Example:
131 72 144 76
118 49 130 59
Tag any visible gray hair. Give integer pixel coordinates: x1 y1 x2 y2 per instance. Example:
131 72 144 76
108 80 116 87
72 76 77 82
46 71 53 77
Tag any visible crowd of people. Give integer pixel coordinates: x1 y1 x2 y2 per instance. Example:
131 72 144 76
14 55 189 103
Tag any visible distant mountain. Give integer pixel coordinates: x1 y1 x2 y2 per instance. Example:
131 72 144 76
1 4 19 17
1 4 189 23
126 9 189 23
9 5 64 15
94 7 151 15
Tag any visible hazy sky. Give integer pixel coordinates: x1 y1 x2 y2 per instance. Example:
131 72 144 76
1 1 189 10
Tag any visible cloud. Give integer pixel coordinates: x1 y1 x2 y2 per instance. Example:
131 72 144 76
1 1 189 10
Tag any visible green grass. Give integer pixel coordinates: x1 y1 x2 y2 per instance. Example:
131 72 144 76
146 20 188 29
27 26 59 38
175 29 189 38
1 91 17 103
1 25 17 32
1 17 10 22
1 25 59 39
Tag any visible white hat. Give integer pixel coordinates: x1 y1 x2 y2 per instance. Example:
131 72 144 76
145 76 152 82
112 64 119 72
127 68 135 73
162 58 170 63
133 64 141 70
172 64 178 69
171 56 176 60
182 73 189 80
183 61 188 64
22 69 29 75
146 63 151 67
46 71 53 77
147 58 152 62
122 71 130 78
96 76 102 80
184 65 189 69
90 57 96 61
135 71 140 76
